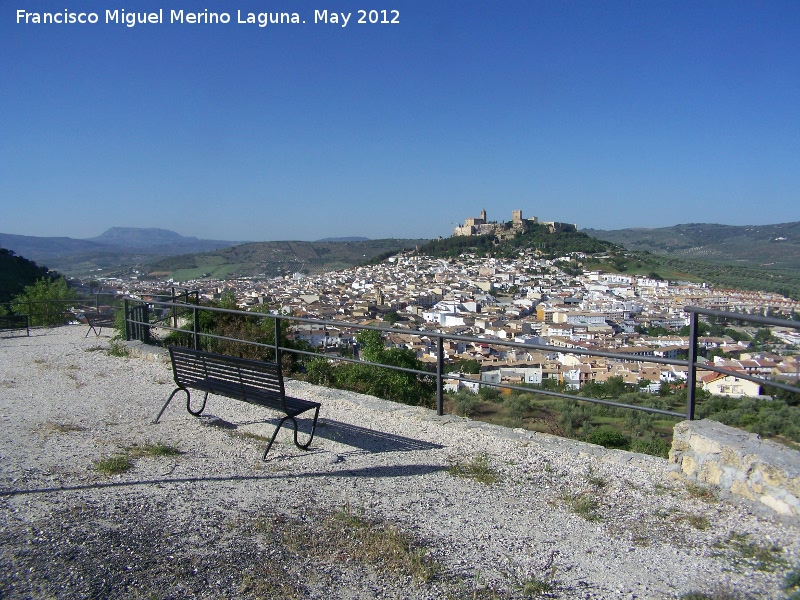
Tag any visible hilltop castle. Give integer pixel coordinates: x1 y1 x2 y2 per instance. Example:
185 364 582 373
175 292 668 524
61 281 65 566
453 210 577 237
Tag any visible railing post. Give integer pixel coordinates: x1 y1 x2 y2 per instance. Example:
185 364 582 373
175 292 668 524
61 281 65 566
124 299 131 341
171 287 178 329
274 315 282 365
686 310 699 420
142 304 151 343
192 305 199 350
436 336 444 416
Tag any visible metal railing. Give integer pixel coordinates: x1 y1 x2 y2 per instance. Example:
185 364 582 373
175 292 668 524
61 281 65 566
121 298 799 420
1 294 123 325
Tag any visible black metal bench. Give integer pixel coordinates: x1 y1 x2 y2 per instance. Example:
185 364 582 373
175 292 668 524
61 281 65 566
79 311 117 337
155 346 321 459
0 315 30 336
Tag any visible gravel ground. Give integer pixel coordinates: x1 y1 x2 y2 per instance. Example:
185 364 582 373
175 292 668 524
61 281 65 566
0 326 797 599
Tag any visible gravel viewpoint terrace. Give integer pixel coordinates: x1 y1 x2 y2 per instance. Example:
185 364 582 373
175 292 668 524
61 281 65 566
0 326 797 599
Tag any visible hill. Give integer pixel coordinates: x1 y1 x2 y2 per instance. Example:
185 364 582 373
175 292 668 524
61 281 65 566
414 221 619 259
583 222 800 270
0 228 245 276
144 238 429 280
0 248 53 304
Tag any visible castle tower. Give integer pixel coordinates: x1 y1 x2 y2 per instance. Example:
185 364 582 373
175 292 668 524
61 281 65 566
480 209 486 222
512 210 523 224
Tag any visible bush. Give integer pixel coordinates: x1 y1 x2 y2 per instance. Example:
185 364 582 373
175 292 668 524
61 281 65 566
630 435 671 458
504 395 531 421
11 277 79 327
305 357 335 386
585 429 631 450
479 386 502 402
453 391 480 417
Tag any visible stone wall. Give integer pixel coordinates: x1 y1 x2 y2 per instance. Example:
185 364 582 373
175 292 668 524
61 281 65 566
669 419 800 519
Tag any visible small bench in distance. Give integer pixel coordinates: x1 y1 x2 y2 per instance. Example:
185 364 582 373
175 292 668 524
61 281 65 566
79 311 117 337
155 346 321 459
0 315 29 337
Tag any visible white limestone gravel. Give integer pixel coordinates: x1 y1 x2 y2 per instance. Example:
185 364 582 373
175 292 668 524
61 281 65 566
0 325 797 599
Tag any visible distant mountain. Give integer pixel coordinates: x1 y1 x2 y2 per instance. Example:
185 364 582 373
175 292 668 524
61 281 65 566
583 222 800 270
316 236 370 243
0 228 244 276
144 239 428 280
88 227 243 251
0 233 108 261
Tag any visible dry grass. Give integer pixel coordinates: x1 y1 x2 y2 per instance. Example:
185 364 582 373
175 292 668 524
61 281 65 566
40 421 87 437
713 532 789 573
126 442 182 458
447 453 500 485
686 481 718 503
560 491 602 522
92 442 181 475
234 504 440 597
92 454 132 475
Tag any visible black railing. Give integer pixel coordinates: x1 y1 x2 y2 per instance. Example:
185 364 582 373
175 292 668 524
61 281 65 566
1 294 123 325
684 306 800 419
122 298 800 420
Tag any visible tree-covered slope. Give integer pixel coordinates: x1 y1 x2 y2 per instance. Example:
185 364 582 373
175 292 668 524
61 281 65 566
0 248 52 304
415 222 619 259
584 222 800 270
145 239 430 279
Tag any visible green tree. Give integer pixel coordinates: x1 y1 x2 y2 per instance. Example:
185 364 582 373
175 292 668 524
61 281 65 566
326 330 436 406
454 358 481 374
382 310 401 326
12 277 79 327
453 390 480 417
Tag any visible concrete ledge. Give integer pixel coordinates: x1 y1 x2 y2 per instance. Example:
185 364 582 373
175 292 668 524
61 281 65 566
120 340 170 363
669 419 800 519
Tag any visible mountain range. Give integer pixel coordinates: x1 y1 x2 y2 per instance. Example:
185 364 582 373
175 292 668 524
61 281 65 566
0 228 246 275
3 223 800 291
584 222 800 270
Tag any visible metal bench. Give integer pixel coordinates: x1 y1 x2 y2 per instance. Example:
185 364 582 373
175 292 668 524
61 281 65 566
0 315 30 337
155 346 321 459
79 311 117 337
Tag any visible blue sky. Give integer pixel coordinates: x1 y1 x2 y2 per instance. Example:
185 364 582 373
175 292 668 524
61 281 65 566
2 0 798 242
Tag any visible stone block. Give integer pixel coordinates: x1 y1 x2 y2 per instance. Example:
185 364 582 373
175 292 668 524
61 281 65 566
759 495 794 516
720 447 741 468
756 464 787 488
671 419 800 520
700 461 723 486
688 433 722 455
730 480 755 501
681 455 698 478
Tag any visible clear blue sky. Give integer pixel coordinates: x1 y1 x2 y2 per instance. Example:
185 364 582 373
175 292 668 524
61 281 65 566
2 0 798 242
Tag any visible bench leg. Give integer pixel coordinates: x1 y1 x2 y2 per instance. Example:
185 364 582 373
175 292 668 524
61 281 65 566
153 387 188 424
292 405 321 451
262 406 321 460
187 391 209 416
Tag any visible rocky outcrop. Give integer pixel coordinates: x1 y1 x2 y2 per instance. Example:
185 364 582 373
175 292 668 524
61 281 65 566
670 419 800 519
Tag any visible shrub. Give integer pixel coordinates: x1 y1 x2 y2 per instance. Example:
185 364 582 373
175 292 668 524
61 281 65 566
504 395 531 421
453 391 480 417
479 386 502 403
630 434 671 458
585 429 631 450
11 277 79 327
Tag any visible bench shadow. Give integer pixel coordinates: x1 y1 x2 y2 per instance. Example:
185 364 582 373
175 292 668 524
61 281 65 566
0 463 449 498
231 417 444 455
